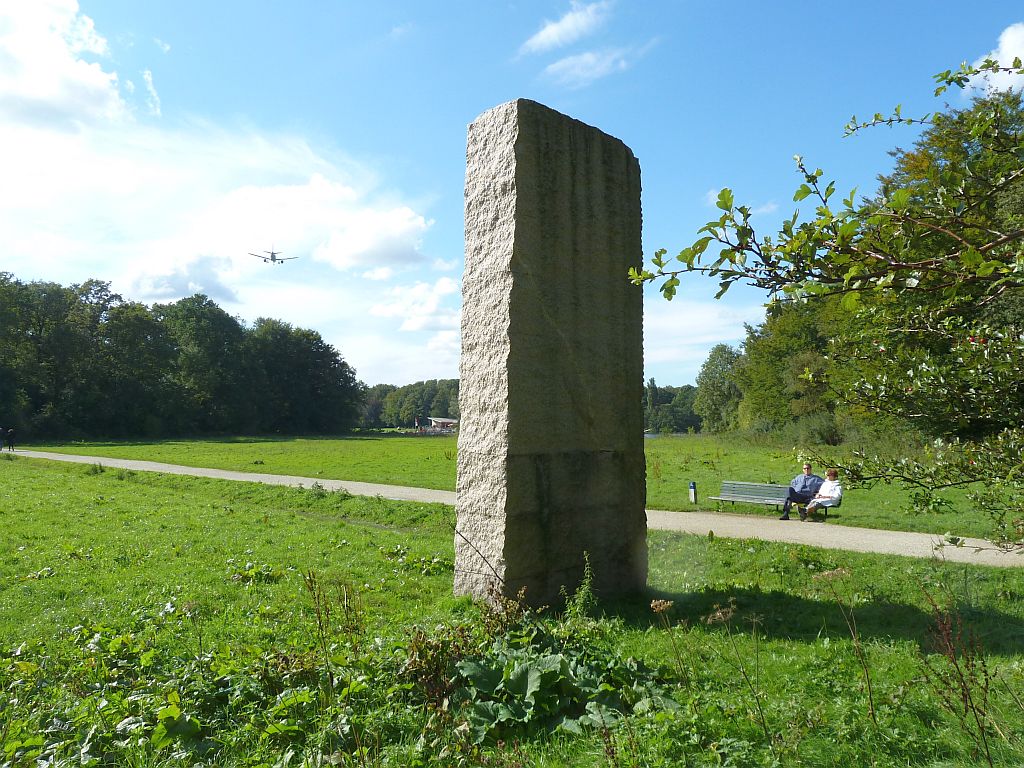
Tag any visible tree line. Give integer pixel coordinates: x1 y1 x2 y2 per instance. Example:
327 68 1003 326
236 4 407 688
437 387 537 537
360 379 459 429
0 276 362 438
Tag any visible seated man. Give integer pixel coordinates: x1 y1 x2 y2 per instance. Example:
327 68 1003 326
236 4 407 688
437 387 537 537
803 468 843 520
780 462 823 520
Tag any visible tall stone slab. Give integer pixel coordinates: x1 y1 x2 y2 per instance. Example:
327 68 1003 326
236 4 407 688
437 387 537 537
455 99 647 606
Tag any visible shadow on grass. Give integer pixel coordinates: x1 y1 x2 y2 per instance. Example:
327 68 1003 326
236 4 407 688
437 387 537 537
603 586 1024 656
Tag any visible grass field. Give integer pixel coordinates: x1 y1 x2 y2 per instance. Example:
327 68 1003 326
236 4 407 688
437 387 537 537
32 432 991 538
2 455 1023 766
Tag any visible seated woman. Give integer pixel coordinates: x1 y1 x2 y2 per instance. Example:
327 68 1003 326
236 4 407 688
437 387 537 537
802 468 842 520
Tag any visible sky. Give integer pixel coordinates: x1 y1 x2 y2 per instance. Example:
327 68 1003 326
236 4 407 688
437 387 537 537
2 2 1022 387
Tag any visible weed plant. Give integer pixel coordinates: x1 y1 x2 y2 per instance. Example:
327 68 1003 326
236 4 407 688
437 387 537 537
2 457 1023 765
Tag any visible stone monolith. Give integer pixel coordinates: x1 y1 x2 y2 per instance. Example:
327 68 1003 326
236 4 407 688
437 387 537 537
454 99 647 606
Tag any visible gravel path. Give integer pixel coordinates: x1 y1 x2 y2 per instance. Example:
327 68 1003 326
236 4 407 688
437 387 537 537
18 449 1022 569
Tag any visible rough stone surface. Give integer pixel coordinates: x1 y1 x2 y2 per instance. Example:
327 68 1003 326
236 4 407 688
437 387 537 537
454 98 647 606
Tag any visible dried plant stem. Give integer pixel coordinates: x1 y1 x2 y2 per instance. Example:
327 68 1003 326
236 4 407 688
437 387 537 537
824 581 878 728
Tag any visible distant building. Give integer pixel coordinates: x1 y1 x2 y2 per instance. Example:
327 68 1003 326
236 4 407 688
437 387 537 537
428 417 458 431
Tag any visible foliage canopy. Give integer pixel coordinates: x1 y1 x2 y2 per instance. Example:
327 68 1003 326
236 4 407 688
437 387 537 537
634 60 1024 547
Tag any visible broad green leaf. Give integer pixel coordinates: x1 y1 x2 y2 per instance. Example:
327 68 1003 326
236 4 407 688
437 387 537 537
692 236 713 257
716 188 734 211
505 660 544 703
457 659 502 694
889 188 911 210
960 248 983 268
793 184 813 202
977 260 1003 277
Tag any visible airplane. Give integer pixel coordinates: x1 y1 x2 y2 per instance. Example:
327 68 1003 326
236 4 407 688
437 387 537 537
249 249 297 265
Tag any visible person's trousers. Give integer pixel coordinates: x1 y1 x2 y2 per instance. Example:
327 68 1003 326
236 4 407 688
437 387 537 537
783 488 813 514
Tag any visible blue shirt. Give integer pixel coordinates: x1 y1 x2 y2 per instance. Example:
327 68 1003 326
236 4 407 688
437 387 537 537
791 472 824 495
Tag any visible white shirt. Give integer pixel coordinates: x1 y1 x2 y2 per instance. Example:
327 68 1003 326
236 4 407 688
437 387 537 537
814 479 842 502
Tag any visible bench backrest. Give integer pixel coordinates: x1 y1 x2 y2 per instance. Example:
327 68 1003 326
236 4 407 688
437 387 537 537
718 480 788 502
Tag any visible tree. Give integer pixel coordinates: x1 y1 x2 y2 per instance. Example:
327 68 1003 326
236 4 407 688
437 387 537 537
379 379 460 427
634 60 1024 546
734 301 832 432
693 344 742 433
154 295 254 433
642 380 701 433
245 318 362 434
361 383 397 428
95 301 177 436
0 273 363 439
670 385 702 432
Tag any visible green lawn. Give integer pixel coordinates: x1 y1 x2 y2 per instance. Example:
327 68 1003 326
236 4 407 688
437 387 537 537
32 432 992 538
2 455 1023 766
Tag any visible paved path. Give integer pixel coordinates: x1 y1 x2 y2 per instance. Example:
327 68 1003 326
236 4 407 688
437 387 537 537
17 449 1023 569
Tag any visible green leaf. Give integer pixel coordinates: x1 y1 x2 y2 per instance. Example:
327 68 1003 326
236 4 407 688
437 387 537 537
505 660 543 703
151 722 174 749
793 184 813 202
692 236 713 256
841 291 861 311
458 659 502 694
960 248 983 268
977 260 1003 277
889 188 911 211
836 221 859 245
716 188 734 211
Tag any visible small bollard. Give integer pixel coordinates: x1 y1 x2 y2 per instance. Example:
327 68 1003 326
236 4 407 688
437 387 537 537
688 481 697 504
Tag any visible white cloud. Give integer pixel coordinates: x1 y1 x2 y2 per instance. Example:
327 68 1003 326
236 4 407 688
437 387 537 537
154 37 171 53
969 22 1024 93
520 0 612 55
543 47 629 88
704 188 721 206
0 0 126 130
142 69 160 116
133 256 237 303
343 329 460 385
0 2 449 388
362 267 394 281
752 201 778 216
370 278 459 332
643 293 765 383
312 205 432 271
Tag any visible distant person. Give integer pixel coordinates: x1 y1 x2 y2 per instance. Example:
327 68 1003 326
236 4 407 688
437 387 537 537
803 468 843 520
5 427 13 452
780 462 823 520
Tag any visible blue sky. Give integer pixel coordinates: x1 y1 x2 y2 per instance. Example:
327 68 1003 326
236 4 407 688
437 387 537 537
2 2 1022 386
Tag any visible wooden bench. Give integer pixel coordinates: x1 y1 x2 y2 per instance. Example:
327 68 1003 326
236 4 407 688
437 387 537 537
708 481 789 509
708 480 839 518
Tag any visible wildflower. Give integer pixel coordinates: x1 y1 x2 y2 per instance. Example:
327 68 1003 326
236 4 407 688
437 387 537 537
651 599 674 614
704 599 736 625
